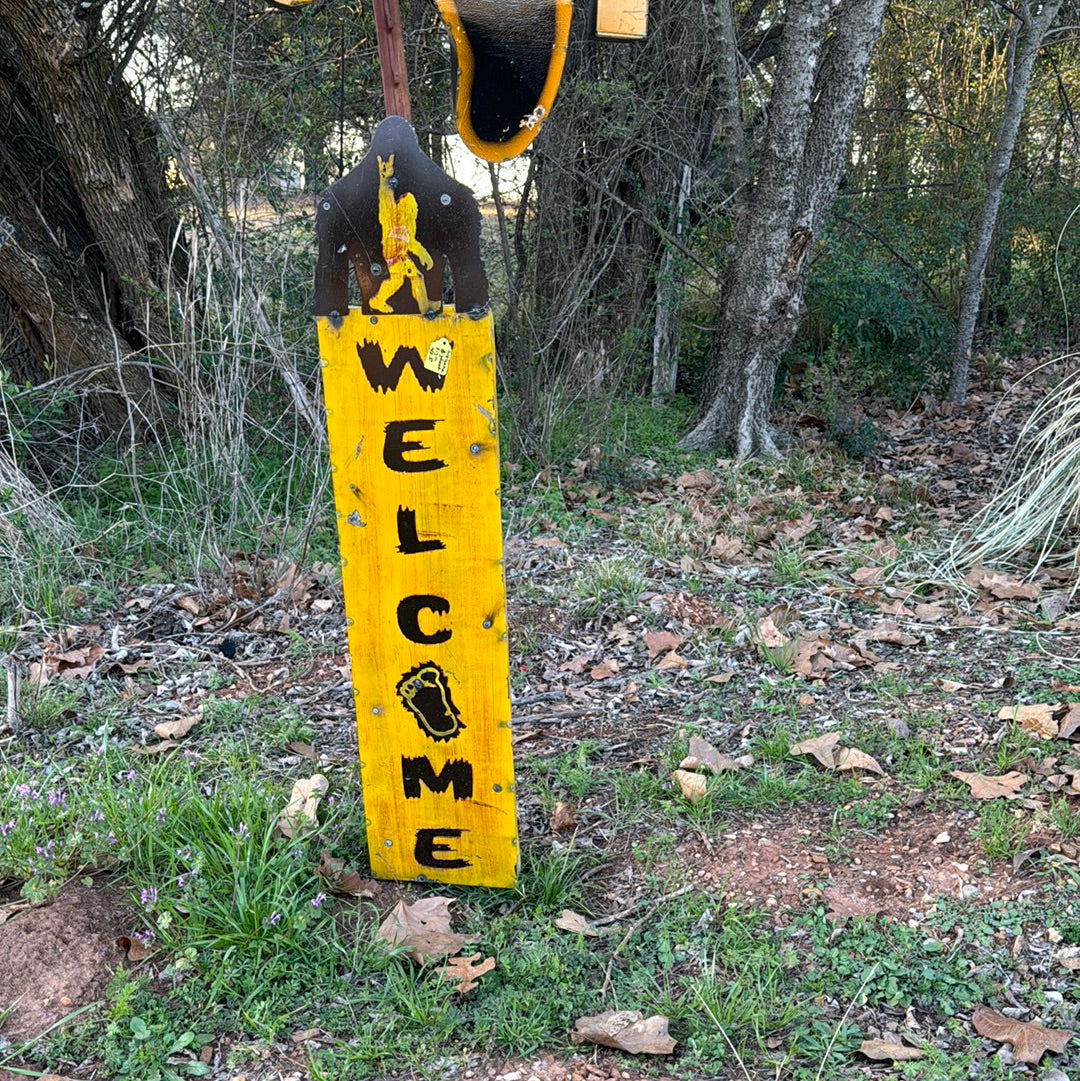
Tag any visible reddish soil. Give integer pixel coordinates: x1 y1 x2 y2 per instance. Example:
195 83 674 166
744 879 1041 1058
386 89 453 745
675 804 1038 921
0 883 131 1078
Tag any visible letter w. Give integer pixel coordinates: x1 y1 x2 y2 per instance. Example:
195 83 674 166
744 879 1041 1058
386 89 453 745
358 340 446 393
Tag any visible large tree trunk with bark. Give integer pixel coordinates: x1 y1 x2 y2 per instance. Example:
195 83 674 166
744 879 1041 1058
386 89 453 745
681 0 887 457
0 0 185 437
947 0 1061 404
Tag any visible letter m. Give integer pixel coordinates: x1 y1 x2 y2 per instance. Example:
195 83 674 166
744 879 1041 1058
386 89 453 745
358 340 446 393
401 757 474 800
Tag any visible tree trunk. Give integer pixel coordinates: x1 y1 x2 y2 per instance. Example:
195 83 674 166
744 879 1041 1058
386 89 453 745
0 0 185 437
651 164 692 405
947 0 1061 404
681 0 887 457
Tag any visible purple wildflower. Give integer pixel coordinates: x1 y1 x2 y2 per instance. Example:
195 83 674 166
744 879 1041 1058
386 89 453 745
310 891 327 909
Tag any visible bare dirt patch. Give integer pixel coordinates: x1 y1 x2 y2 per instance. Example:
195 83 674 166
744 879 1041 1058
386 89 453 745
0 883 131 1045
676 804 1038 921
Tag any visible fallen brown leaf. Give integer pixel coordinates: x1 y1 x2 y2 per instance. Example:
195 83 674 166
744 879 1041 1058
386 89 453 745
132 739 180 757
375 897 467 962
858 1038 926 1061
153 715 199 741
317 850 380 897
549 801 576 833
656 651 689 672
1059 704 1080 740
704 670 734 684
951 770 1028 799
554 909 599 937
0 899 34 925
675 469 715 491
437 952 495 993
290 1028 323 1043
49 644 106 680
589 659 620 681
835 747 885 775
757 615 790 649
789 732 841 769
643 629 683 659
572 1010 676 1055
276 774 329 838
862 623 920 647
288 741 317 760
999 703 1059 740
850 566 884 585
971 1005 1071 1064
679 735 752 773
670 769 707 803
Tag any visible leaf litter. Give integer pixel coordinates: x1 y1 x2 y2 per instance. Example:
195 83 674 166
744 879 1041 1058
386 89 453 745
9 357 1080 1079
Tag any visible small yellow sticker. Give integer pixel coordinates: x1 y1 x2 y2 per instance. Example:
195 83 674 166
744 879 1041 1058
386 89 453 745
425 336 453 376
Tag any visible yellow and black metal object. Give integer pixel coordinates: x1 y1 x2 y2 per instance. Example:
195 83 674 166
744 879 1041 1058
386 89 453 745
436 0 572 162
313 117 517 887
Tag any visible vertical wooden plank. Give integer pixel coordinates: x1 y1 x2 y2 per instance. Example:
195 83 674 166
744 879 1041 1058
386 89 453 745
317 308 517 887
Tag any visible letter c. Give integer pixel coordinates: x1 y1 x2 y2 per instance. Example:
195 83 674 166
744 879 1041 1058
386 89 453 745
397 595 451 644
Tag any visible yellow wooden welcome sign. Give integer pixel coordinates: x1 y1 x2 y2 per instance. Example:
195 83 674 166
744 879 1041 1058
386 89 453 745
317 309 516 886
314 118 517 887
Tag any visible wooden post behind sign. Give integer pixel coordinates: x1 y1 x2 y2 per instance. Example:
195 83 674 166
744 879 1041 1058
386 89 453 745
314 118 517 887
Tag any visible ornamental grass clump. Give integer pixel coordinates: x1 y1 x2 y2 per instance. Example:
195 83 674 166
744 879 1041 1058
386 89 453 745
948 356 1080 582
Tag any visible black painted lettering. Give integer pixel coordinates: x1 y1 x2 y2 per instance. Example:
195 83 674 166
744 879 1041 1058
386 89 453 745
383 420 446 473
397 507 445 554
397 595 451 644
414 827 470 869
357 340 446 393
401 757 473 800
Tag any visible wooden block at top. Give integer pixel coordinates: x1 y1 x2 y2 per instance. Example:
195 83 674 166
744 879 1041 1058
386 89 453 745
596 0 647 39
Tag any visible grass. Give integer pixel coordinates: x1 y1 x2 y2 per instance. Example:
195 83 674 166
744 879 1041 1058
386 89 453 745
6 320 1080 1080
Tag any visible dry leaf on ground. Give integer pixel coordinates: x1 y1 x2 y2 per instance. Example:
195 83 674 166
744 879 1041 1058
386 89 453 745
0 900 34 926
375 897 467 962
317 850 380 897
858 1038 926 1061
679 735 752 773
835 747 885 775
851 566 883 585
643 629 683 659
276 774 329 838
132 739 180 757
437 953 495 993
656 651 689 671
1059 704 1080 740
153 715 198 741
999 703 1059 740
572 1011 676 1055
971 1005 1071 1064
757 615 790 648
670 769 707 803
589 659 620 680
554 910 599 937
1053 946 1080 970
550 801 576 833
789 732 841 769
951 770 1028 799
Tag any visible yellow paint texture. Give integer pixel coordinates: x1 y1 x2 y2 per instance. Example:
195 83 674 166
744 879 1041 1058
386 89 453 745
318 307 517 887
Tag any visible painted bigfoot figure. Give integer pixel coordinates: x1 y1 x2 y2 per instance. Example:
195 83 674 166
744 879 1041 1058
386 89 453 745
371 154 435 314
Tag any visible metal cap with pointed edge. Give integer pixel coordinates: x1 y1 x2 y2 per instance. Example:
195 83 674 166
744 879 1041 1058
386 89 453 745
436 0 572 163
